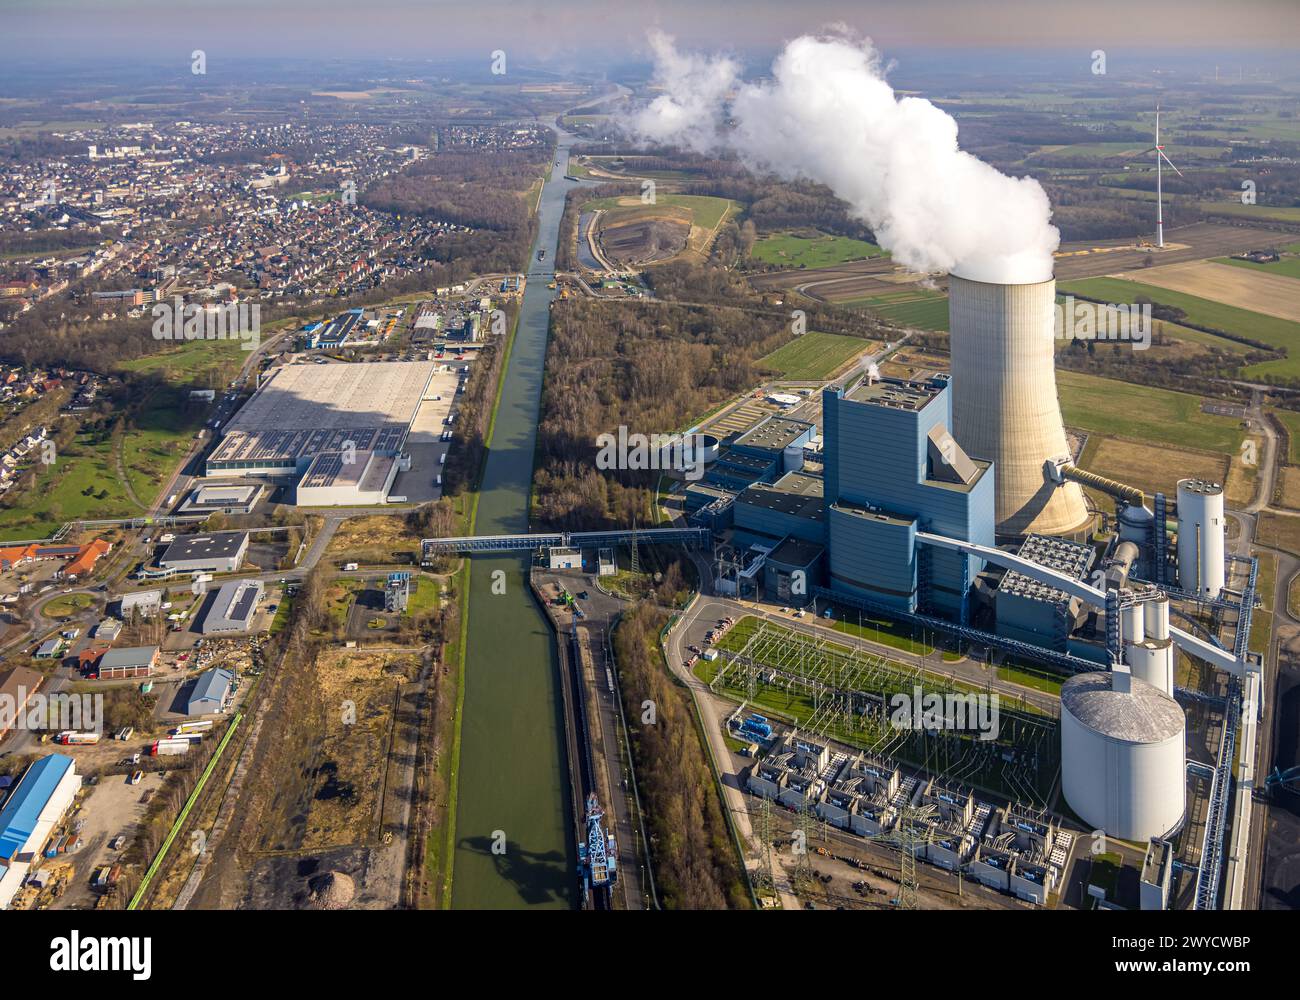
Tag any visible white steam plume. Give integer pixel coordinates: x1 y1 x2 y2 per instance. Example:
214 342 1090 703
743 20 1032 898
627 30 1060 284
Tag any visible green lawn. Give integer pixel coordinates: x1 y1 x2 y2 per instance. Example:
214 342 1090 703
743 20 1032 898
1058 275 1300 379
406 576 439 615
119 385 208 505
1057 370 1245 454
757 331 871 379
751 231 885 268
1214 255 1300 281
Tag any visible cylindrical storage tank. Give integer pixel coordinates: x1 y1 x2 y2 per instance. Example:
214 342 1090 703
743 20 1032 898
1118 504 1154 546
1176 479 1225 599
1144 593 1170 641
1120 602 1144 645
684 433 720 467
1060 671 1186 842
782 442 805 474
1125 638 1174 696
948 273 1090 538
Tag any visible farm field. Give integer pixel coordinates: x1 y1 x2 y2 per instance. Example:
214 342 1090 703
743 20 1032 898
751 230 885 268
757 331 873 379
1198 201 1300 224
840 287 950 331
1256 511 1300 559
1215 255 1300 281
1057 275 1300 379
1082 437 1227 500
1115 260 1300 323
1057 370 1245 454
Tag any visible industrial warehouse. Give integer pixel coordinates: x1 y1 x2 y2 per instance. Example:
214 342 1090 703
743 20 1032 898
204 361 437 505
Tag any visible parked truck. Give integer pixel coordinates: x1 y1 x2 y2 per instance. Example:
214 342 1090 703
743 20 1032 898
149 739 191 756
54 731 101 745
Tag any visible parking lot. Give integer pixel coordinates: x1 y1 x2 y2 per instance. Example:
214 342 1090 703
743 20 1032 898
391 366 468 503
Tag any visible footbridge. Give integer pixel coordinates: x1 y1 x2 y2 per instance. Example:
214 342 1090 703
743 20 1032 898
421 526 710 559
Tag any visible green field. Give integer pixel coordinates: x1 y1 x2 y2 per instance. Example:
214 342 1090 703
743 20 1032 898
1198 201 1300 224
757 331 871 379
118 338 248 384
1214 255 1300 281
119 385 207 505
841 287 950 332
751 231 885 268
1057 370 1245 454
584 193 737 231
1058 275 1300 379
1273 409 1300 464
406 576 439 615
0 423 138 539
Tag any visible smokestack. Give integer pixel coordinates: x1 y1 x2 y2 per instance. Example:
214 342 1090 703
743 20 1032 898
948 273 1089 537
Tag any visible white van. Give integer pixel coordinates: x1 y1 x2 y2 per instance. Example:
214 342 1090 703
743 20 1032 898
439 453 447 464
436 475 442 487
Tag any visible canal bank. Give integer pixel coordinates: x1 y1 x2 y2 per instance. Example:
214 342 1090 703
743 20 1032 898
449 127 584 909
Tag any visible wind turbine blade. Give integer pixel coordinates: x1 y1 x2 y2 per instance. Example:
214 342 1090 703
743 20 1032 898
1158 150 1184 177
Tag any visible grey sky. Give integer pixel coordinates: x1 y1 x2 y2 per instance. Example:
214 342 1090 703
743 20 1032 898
3 0 1297 63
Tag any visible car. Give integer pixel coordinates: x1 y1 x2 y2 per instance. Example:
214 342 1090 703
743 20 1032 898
129 771 144 785
131 753 141 765
109 835 126 851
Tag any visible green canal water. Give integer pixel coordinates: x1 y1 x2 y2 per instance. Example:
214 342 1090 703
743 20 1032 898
450 129 580 909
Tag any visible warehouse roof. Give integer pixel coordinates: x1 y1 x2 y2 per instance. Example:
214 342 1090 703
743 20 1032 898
209 361 435 466
160 531 247 565
98 646 158 670
188 667 234 711
0 754 73 860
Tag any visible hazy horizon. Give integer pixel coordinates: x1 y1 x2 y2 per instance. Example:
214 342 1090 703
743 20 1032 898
3 0 1298 68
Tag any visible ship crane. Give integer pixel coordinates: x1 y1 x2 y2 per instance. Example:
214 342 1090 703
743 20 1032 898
577 793 617 907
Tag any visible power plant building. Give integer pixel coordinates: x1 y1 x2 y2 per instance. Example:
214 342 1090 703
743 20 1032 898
948 274 1089 538
822 373 994 619
1176 479 1226 599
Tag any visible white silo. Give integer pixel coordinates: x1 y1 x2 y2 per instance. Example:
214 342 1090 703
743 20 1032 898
948 273 1090 538
1176 479 1225 599
1060 667 1186 842
1125 639 1175 696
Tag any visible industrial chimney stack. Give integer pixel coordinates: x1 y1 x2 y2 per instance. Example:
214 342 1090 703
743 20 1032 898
948 273 1090 538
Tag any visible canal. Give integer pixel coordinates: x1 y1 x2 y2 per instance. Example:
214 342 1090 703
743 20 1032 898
450 128 582 909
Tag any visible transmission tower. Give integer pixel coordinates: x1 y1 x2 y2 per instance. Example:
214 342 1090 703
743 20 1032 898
875 802 936 910
754 796 775 897
790 805 817 896
629 516 641 576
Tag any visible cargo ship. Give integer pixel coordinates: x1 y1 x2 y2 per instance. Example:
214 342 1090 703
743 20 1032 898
577 793 617 906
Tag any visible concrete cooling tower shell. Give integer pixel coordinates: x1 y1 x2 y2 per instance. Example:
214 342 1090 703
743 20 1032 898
1060 671 1186 842
948 274 1090 538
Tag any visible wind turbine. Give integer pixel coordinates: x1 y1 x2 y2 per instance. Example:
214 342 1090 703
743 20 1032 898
1146 105 1183 248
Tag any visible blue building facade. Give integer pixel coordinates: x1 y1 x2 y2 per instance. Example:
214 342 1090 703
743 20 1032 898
822 374 995 621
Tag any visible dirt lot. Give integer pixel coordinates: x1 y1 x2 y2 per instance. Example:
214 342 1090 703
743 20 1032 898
601 217 689 266
1116 259 1300 322
1086 437 1228 498
1276 465 1300 510
251 648 419 854
326 515 423 566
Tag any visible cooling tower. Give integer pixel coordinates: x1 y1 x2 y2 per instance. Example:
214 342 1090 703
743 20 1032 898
948 273 1090 538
